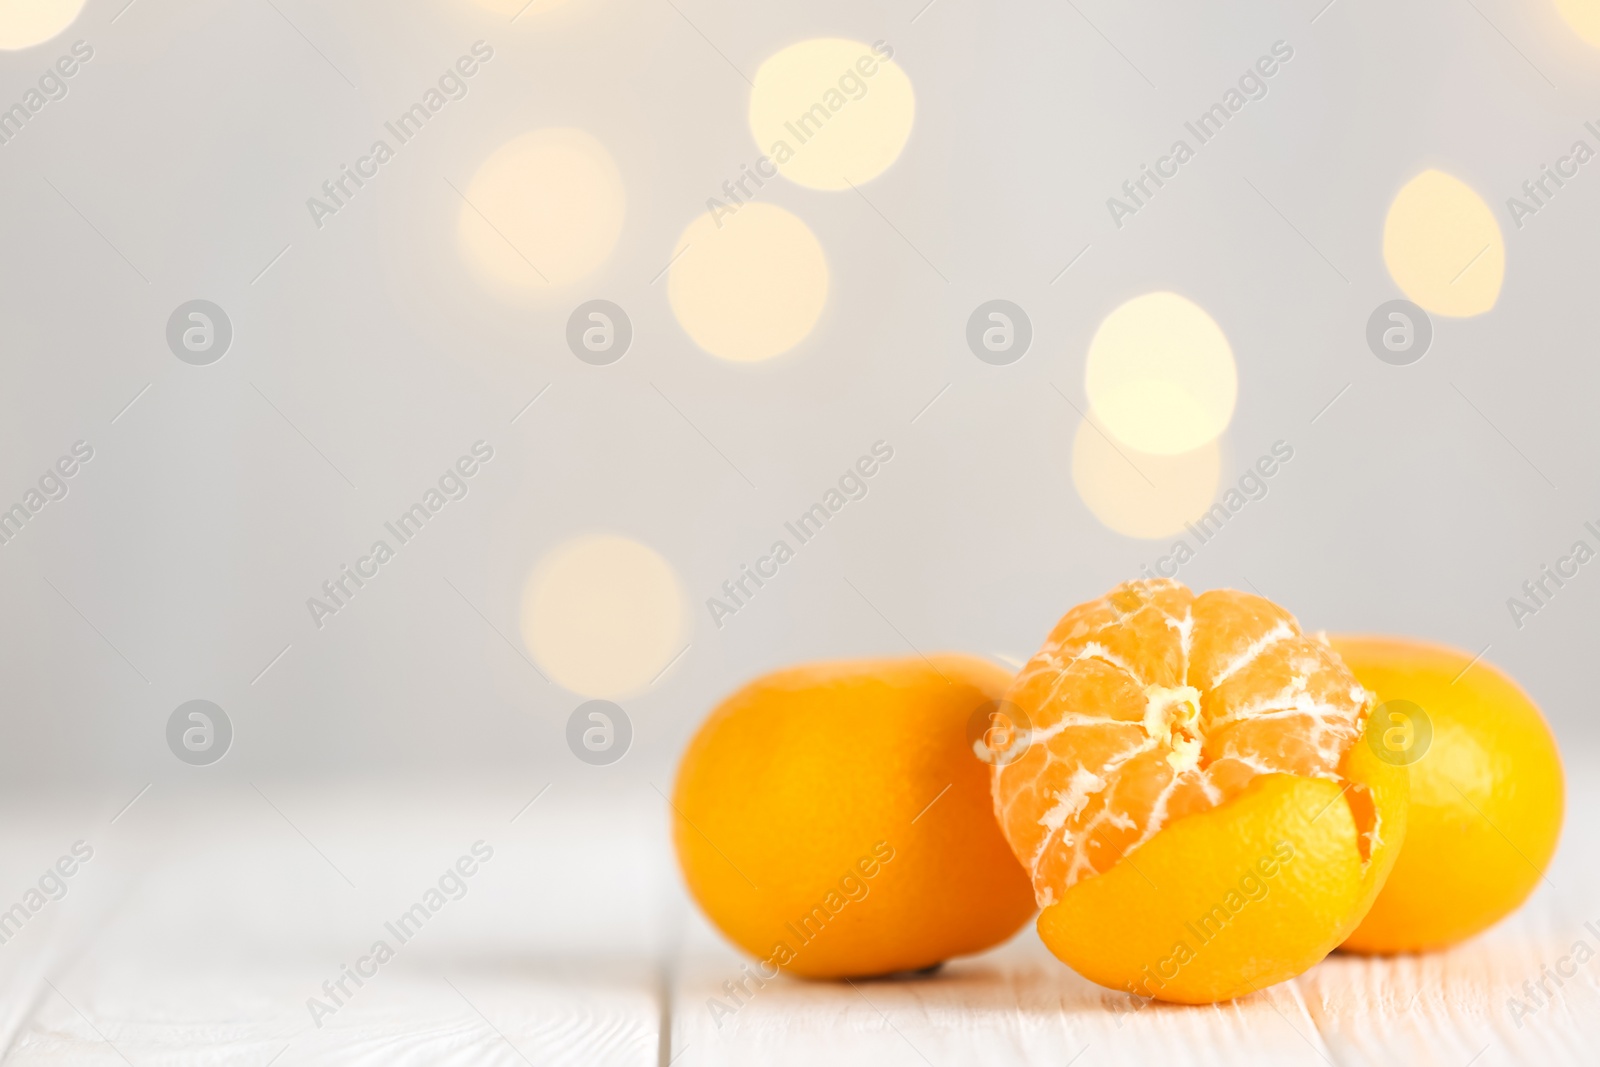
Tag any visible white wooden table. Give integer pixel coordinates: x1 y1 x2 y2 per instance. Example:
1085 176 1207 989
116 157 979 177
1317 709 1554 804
0 762 1594 1066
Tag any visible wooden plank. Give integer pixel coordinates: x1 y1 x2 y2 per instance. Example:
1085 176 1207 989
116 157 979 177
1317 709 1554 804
667 765 1600 1066
672 923 1335 1067
5 958 662 1067
1297 769 1600 1067
0 781 668 1066
1 768 1595 1064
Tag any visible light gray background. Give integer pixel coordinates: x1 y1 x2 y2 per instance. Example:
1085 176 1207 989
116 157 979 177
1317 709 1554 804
1 0 1596 801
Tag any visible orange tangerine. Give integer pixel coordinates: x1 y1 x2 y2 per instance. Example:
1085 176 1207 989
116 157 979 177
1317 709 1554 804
1331 635 1564 953
672 655 1036 979
993 579 1407 1002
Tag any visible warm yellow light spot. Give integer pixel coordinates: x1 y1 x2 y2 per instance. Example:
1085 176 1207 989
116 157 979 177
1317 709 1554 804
668 203 828 362
748 38 915 190
1072 420 1221 540
1553 0 1600 46
0 0 84 50
1084 292 1237 456
1383 169 1504 317
458 128 625 293
521 535 686 699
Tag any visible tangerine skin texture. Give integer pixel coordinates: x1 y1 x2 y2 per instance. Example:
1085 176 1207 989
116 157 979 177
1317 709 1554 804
1038 732 1406 1003
672 655 1036 979
1333 635 1565 954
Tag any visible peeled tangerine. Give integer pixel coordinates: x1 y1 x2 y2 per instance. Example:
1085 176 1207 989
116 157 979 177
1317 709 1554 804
672 655 1035 979
992 579 1406 1003
1332 636 1564 953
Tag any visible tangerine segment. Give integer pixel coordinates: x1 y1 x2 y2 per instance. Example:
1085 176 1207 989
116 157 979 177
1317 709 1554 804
672 655 1036 979
995 580 1372 908
1333 635 1564 953
1039 767 1392 1004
